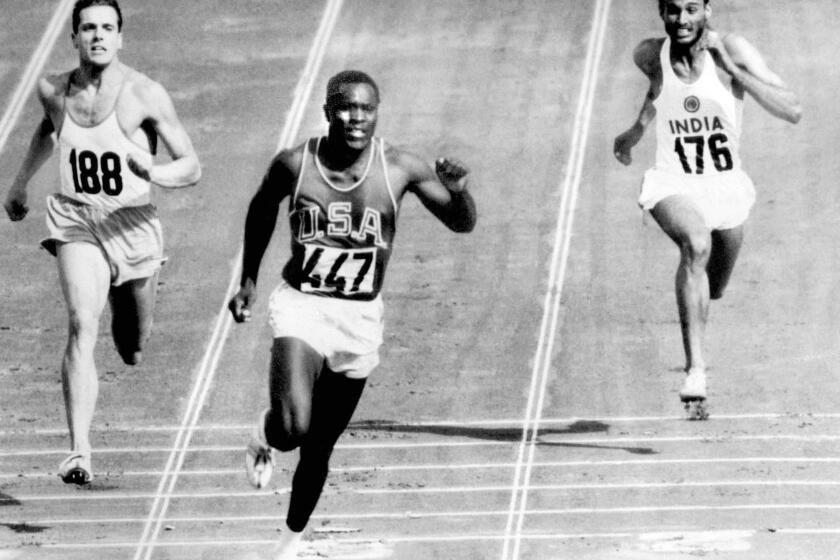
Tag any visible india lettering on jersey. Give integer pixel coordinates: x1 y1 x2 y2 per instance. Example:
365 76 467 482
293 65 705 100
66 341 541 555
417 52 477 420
653 38 744 177
283 137 399 301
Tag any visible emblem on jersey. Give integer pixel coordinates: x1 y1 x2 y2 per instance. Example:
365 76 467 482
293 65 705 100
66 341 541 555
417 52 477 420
684 96 701 113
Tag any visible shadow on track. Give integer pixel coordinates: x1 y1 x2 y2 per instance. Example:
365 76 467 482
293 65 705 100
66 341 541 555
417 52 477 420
348 419 657 455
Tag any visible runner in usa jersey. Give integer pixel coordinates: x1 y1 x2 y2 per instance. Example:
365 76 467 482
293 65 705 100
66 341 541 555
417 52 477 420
283 136 398 301
228 70 476 557
613 0 800 417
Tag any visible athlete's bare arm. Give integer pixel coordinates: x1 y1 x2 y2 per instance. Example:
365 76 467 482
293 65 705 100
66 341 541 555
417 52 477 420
614 39 663 166
389 148 476 233
125 74 202 187
3 76 65 221
228 147 301 323
700 30 802 124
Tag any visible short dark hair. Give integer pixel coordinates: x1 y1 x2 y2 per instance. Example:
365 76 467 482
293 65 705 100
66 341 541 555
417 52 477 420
326 70 380 106
658 0 709 13
72 0 123 34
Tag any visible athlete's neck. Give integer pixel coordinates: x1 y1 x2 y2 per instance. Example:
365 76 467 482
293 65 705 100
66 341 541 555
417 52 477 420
320 135 372 171
669 38 705 72
74 59 123 92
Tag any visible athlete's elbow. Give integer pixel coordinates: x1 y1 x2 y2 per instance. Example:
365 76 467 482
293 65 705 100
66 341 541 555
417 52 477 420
189 164 203 185
184 160 202 186
786 103 803 124
449 216 476 233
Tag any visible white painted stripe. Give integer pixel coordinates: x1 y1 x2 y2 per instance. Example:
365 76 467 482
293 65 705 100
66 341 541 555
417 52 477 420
7 455 840 479
34 526 840 550
0 0 74 156
9 478 839 505
5 412 839 436
133 2 344 559
501 3 602 558
511 4 615 557
13 504 840 526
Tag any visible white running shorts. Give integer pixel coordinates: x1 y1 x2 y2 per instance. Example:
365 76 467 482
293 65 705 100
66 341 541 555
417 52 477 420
638 168 756 230
42 194 165 286
267 280 384 379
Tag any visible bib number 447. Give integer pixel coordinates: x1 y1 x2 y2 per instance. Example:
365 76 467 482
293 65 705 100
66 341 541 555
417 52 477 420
299 245 377 296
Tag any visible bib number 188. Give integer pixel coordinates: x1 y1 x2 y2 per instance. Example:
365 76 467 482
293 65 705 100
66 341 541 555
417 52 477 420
69 149 124 195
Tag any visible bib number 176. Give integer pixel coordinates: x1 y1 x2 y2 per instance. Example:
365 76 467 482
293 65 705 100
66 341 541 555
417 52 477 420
674 133 733 174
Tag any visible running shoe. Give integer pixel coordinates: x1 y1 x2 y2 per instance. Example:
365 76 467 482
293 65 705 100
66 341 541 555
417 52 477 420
679 367 707 402
58 452 92 485
245 408 274 489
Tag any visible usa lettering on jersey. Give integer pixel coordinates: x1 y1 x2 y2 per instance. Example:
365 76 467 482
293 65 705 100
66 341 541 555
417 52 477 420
295 202 387 249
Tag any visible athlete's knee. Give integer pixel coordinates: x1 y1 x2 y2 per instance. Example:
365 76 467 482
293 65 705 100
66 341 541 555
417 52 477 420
118 348 143 366
66 308 100 347
111 316 149 366
265 408 309 451
679 231 712 268
708 279 728 300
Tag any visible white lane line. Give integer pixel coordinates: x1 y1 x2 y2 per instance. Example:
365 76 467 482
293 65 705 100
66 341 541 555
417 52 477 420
0 0 74 155
7 433 840 458
7 455 840 479
500 2 601 557
14 502 840 526
7 479 840 504
132 2 344 560
6 412 840 436
33 526 840 550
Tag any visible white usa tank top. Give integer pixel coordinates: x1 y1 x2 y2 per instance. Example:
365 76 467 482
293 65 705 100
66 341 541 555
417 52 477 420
653 37 743 177
58 78 153 210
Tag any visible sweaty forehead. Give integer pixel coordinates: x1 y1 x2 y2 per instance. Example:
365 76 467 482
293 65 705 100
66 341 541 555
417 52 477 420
333 82 379 104
78 5 120 26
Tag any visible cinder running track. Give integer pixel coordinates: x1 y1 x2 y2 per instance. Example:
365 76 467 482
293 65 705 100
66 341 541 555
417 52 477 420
2 1 839 559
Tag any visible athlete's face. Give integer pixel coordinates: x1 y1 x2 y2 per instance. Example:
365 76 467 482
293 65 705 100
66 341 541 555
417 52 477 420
660 0 710 46
325 83 379 152
73 6 122 67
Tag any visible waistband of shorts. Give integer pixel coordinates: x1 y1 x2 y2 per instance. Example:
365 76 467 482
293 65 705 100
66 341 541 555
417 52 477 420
51 193 156 212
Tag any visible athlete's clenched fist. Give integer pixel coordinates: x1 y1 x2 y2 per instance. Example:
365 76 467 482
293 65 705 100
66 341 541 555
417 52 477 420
435 157 470 193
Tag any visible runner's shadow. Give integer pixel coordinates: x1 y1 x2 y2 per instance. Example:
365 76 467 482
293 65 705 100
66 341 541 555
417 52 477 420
0 522 50 534
348 419 657 455
0 492 22 506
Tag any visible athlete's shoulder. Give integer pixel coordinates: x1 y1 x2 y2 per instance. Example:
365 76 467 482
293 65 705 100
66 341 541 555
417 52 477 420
633 38 664 76
265 140 308 184
383 142 430 178
717 32 758 66
122 66 168 105
36 71 70 110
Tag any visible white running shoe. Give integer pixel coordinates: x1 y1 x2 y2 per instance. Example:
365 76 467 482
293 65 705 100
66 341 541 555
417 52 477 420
58 452 92 485
245 408 274 489
679 367 707 402
272 530 304 560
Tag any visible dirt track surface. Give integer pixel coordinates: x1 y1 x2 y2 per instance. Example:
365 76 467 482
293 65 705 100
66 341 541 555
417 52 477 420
2 1 840 559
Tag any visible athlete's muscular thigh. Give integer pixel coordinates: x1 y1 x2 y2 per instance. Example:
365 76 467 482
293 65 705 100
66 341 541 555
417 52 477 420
650 195 711 263
267 337 325 450
57 242 111 334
